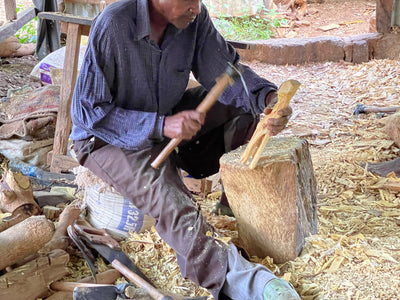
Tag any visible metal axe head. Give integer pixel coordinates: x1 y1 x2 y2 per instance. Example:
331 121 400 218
73 283 137 300
353 103 366 115
226 62 249 97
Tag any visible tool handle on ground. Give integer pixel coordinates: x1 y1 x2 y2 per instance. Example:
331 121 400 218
151 73 234 169
364 105 399 114
112 259 173 300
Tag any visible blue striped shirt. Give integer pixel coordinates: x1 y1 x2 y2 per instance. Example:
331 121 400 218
70 0 277 150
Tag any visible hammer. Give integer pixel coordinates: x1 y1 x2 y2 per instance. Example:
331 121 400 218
151 63 248 169
353 103 399 116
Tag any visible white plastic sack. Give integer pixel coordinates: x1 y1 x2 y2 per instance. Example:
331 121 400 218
85 186 155 240
30 45 87 85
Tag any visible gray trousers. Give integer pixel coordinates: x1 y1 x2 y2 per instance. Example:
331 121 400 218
73 87 276 299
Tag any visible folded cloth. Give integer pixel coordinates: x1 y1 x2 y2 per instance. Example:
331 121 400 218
0 85 60 140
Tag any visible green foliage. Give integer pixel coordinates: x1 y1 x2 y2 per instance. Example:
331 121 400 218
15 5 38 44
205 3 288 41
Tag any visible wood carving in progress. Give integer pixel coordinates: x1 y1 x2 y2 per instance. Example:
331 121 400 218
240 79 301 169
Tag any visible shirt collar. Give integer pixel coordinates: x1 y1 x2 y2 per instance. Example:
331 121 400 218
136 0 151 41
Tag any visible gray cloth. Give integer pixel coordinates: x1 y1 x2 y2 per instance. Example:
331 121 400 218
34 0 61 60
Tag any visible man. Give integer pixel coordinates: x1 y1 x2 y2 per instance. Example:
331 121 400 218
70 0 301 299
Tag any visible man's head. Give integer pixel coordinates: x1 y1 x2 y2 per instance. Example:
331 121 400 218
150 0 202 29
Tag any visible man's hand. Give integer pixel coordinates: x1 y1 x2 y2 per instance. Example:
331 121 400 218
163 110 205 140
263 92 292 136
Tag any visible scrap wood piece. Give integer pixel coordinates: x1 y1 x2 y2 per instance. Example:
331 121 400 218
240 79 301 169
0 168 40 213
319 24 340 31
0 249 70 300
0 203 41 233
40 199 84 253
0 215 55 271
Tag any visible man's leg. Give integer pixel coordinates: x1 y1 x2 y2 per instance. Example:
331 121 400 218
74 138 230 298
170 87 300 299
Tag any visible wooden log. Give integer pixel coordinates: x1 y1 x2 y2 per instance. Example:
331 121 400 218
0 215 55 270
0 169 40 213
0 249 70 300
40 199 83 253
220 136 317 263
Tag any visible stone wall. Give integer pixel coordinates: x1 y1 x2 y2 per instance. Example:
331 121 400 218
237 33 400 65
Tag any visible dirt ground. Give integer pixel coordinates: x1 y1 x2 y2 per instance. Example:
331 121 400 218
274 0 376 38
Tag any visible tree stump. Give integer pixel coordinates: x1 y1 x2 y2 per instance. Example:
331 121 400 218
220 136 317 263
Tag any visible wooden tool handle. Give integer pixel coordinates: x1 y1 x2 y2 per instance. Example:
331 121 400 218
151 73 234 169
112 259 172 300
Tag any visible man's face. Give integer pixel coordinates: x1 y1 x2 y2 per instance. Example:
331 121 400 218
158 0 202 29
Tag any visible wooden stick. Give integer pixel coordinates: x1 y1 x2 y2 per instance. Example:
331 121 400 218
112 259 170 300
50 269 121 292
151 72 235 169
0 215 54 271
240 80 301 169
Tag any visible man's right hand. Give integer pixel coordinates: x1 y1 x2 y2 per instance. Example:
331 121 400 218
163 110 205 140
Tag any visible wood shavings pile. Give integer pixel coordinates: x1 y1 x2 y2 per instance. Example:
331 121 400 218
70 59 400 299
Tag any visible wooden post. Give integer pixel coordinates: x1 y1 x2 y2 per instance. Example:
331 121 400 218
220 136 317 263
51 22 82 172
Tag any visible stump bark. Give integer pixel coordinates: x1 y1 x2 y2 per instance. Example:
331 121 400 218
220 136 317 263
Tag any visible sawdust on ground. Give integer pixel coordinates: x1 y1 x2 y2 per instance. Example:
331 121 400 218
109 59 400 300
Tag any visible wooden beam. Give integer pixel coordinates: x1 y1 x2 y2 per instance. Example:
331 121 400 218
4 0 17 21
0 6 37 43
38 12 92 26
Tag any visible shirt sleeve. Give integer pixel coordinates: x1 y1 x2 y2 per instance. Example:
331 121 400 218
191 6 277 116
71 16 164 150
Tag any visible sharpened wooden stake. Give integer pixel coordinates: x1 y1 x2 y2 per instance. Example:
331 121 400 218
151 72 235 169
240 79 301 169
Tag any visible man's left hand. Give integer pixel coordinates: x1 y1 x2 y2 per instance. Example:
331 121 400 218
263 91 292 136
263 106 292 136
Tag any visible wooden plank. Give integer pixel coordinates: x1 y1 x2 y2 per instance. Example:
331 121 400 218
376 0 393 33
220 136 318 263
38 12 93 26
0 7 36 43
50 23 81 173
4 0 17 21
